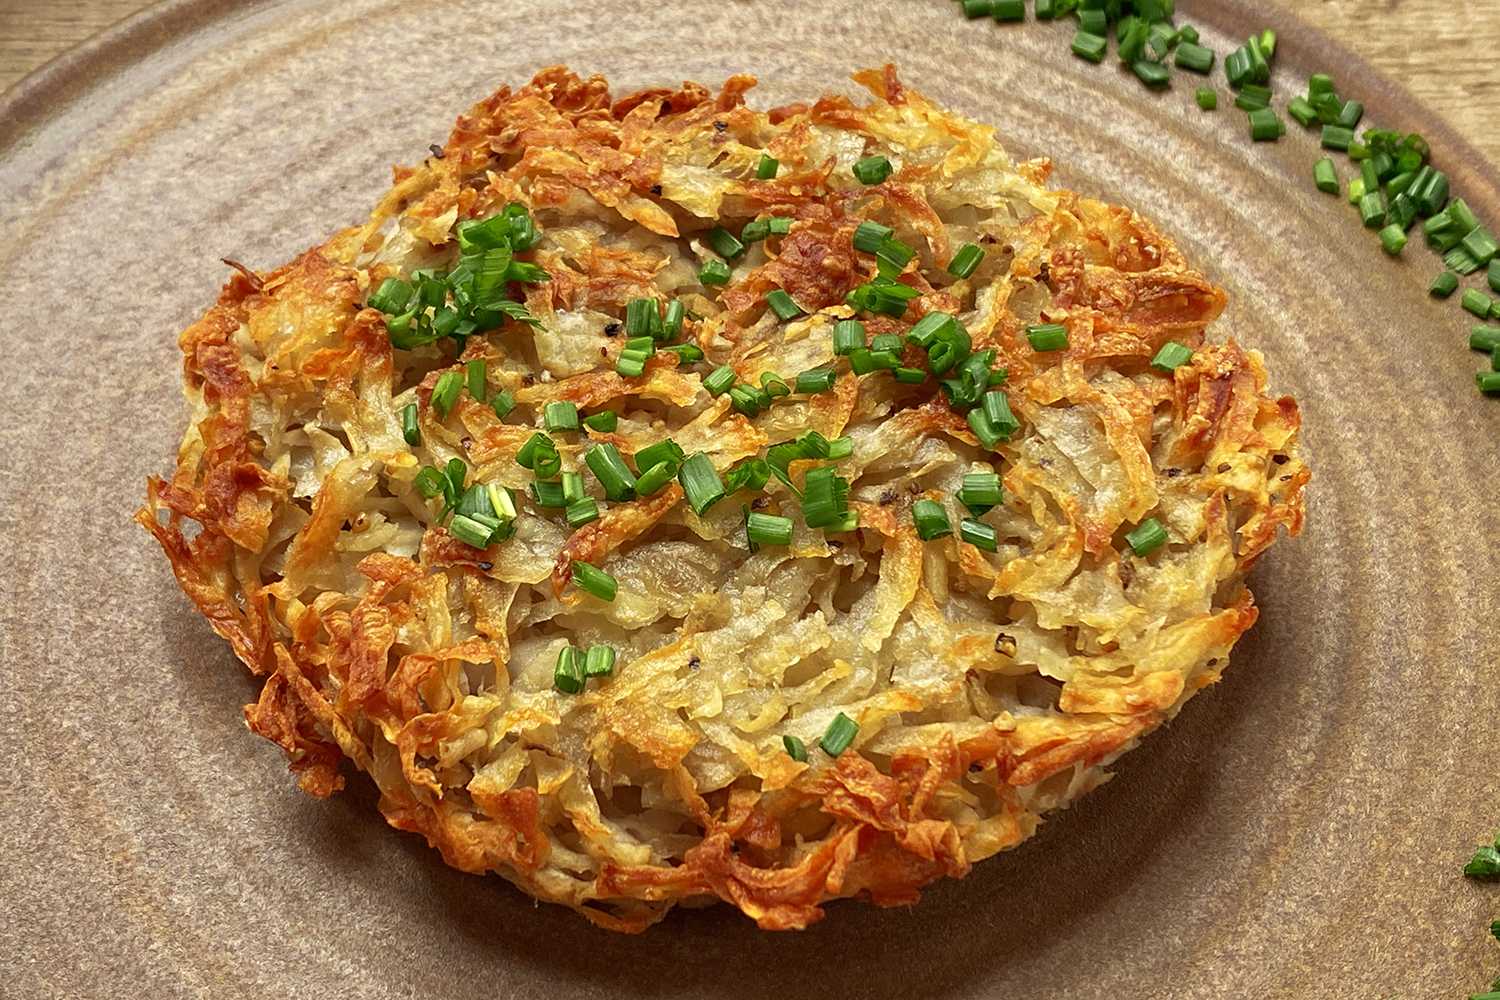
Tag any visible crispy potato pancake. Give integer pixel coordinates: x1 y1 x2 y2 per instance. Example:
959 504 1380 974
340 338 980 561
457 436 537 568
140 65 1308 931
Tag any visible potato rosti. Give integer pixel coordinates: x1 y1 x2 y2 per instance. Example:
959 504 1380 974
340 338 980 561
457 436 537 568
139 65 1308 931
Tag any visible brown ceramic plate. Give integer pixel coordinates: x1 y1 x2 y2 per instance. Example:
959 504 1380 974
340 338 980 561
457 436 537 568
2 1 1497 996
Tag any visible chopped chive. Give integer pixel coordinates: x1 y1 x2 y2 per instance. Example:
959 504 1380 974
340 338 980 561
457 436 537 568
1336 99 1364 129
1358 191 1387 229
967 408 1002 450
747 512 794 546
584 644 616 678
1248 107 1283 142
1449 198 1480 233
826 435 853 459
431 371 463 418
625 298 660 337
444 458 467 500
767 217 793 235
565 498 600 528
728 383 762 416
1118 19 1148 63
741 219 770 244
870 333 904 354
491 390 515 419
488 483 517 520
991 0 1024 20
958 472 1003 514
757 372 790 400
1472 327 1500 354
704 365 736 396
1490 261 1500 294
1477 372 1500 396
543 400 580 432
1026 323 1069 352
1195 87 1217 111
833 319 866 355
1429 272 1459 298
1387 193 1418 231
852 220 894 253
1313 157 1339 194
948 243 985 278
1151 341 1194 371
1072 30 1108 63
584 443 637 501
800 466 851 528
981 390 1021 438
368 277 415 315
678 453 726 515
755 154 779 179
634 461 676 497
1379 224 1408 256
553 645 584 694
1174 42 1215 74
820 712 858 756
1321 125 1355 152
1234 84 1272 112
699 259 732 286
1178 24 1199 44
1132 60 1170 89
960 518 999 552
634 439 684 473
962 0 991 18
1125 517 1168 556
1463 228 1499 266
1287 96 1318 127
725 457 771 492
1410 167 1450 216
766 290 804 321
624 336 656 356
796 367 837 393
913 498 952 540
1360 159 1380 195
1078 8 1106 34
852 155 893 185
583 410 617 433
707 227 745 260
876 236 916 274
615 350 648 378
413 466 447 500
572 560 617 602
1463 289 1494 319
1445 245 1482 275
465 359 488 402
782 734 808 762
907 311 958 349
662 300 685 339
561 471 586 505
529 480 567 508
400 402 421 445
1347 176 1366 205
449 514 495 549
894 366 926 384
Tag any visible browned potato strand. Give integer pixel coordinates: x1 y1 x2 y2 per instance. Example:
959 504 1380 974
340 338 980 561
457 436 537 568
139 65 1309 932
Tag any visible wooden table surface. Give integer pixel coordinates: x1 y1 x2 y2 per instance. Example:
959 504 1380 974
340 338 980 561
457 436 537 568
1 1 1494 161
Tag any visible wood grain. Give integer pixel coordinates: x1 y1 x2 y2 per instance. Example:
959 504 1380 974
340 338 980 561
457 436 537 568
1 1 1495 159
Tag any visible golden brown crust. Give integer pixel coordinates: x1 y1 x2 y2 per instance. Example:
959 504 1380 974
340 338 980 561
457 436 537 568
140 65 1307 931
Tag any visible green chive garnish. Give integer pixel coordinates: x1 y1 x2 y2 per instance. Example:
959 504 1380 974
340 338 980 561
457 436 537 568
1463 289 1494 319
583 410 617 433
707 227 745 260
1195 87 1217 111
1073 30 1108 63
820 712 858 756
852 220 894 253
678 453 726 515
1248 108 1284 143
1429 272 1459 299
584 443 637 501
852 156 892 185
449 514 495 549
401 402 420 446
755 154 779 180
796 367 837 394
699 259 732 286
1151 341 1194 371
704 365 736 396
1026 323 1069 352
491 390 515 419
584 644 616 678
1125 517 1168 556
912 498 952 540
1174 42 1215 74
833 319 866 355
1379 224 1408 256
948 243 985 278
958 472 1002 515
766 289 804 321
747 512 794 547
431 371 463 418
565 498 600 528
553 645 585 693
960 518 998 552
543 400 580 432
634 461 676 497
783 734 808 762
572 560 617 601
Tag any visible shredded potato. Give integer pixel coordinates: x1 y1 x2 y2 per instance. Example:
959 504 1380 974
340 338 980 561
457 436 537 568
139 65 1308 932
